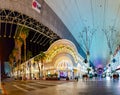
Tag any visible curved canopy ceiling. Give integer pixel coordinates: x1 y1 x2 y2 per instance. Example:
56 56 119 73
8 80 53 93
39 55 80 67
45 0 120 68
0 9 60 62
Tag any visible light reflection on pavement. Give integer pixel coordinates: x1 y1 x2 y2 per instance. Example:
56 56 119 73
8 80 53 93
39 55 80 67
1 79 120 95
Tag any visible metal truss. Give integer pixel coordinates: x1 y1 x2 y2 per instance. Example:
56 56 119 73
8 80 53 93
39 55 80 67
0 9 60 41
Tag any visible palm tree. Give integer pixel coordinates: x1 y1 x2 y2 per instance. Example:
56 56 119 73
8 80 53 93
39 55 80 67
34 55 41 79
15 37 23 64
26 50 33 79
21 55 26 79
18 26 29 62
12 48 19 78
26 50 33 60
16 37 23 78
9 53 14 77
39 51 46 78
87 68 91 74
34 51 46 79
12 48 19 63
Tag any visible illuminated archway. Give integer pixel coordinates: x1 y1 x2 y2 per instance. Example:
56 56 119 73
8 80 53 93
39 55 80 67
44 39 80 78
45 39 79 63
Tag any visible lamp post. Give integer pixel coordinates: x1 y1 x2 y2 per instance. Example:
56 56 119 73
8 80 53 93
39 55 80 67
87 51 90 67
79 26 96 67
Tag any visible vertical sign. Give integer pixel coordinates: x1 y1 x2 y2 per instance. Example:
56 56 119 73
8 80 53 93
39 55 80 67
32 0 41 13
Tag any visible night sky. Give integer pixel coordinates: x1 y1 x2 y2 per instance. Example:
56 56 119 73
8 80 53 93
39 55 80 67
0 37 14 74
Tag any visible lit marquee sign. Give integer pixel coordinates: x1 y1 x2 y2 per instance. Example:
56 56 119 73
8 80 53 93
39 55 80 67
32 0 41 13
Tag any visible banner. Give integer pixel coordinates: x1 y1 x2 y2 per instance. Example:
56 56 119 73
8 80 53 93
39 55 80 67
32 0 41 13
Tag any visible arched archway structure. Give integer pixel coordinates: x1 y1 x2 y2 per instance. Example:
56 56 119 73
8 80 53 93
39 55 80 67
44 39 84 78
12 39 87 79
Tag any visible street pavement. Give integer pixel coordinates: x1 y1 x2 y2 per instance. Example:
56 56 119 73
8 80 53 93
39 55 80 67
1 78 120 95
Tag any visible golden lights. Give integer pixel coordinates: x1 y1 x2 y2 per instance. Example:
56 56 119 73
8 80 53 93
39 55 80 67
46 44 78 63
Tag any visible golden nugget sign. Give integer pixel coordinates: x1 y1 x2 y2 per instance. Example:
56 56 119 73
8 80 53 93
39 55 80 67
32 0 41 13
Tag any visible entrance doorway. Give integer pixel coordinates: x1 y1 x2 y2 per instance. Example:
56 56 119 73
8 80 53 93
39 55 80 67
57 60 73 79
60 71 67 78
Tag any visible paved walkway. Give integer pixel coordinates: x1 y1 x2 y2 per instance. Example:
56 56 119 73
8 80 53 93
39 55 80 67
1 79 120 95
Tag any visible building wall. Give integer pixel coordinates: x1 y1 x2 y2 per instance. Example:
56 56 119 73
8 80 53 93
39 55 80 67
13 39 86 79
0 0 86 58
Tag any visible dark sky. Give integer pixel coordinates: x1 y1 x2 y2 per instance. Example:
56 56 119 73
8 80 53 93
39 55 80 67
0 37 14 74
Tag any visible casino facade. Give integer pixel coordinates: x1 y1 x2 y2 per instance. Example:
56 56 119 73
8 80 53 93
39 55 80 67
0 0 88 79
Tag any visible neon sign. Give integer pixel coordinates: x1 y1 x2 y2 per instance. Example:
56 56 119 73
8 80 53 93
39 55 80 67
32 0 41 13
